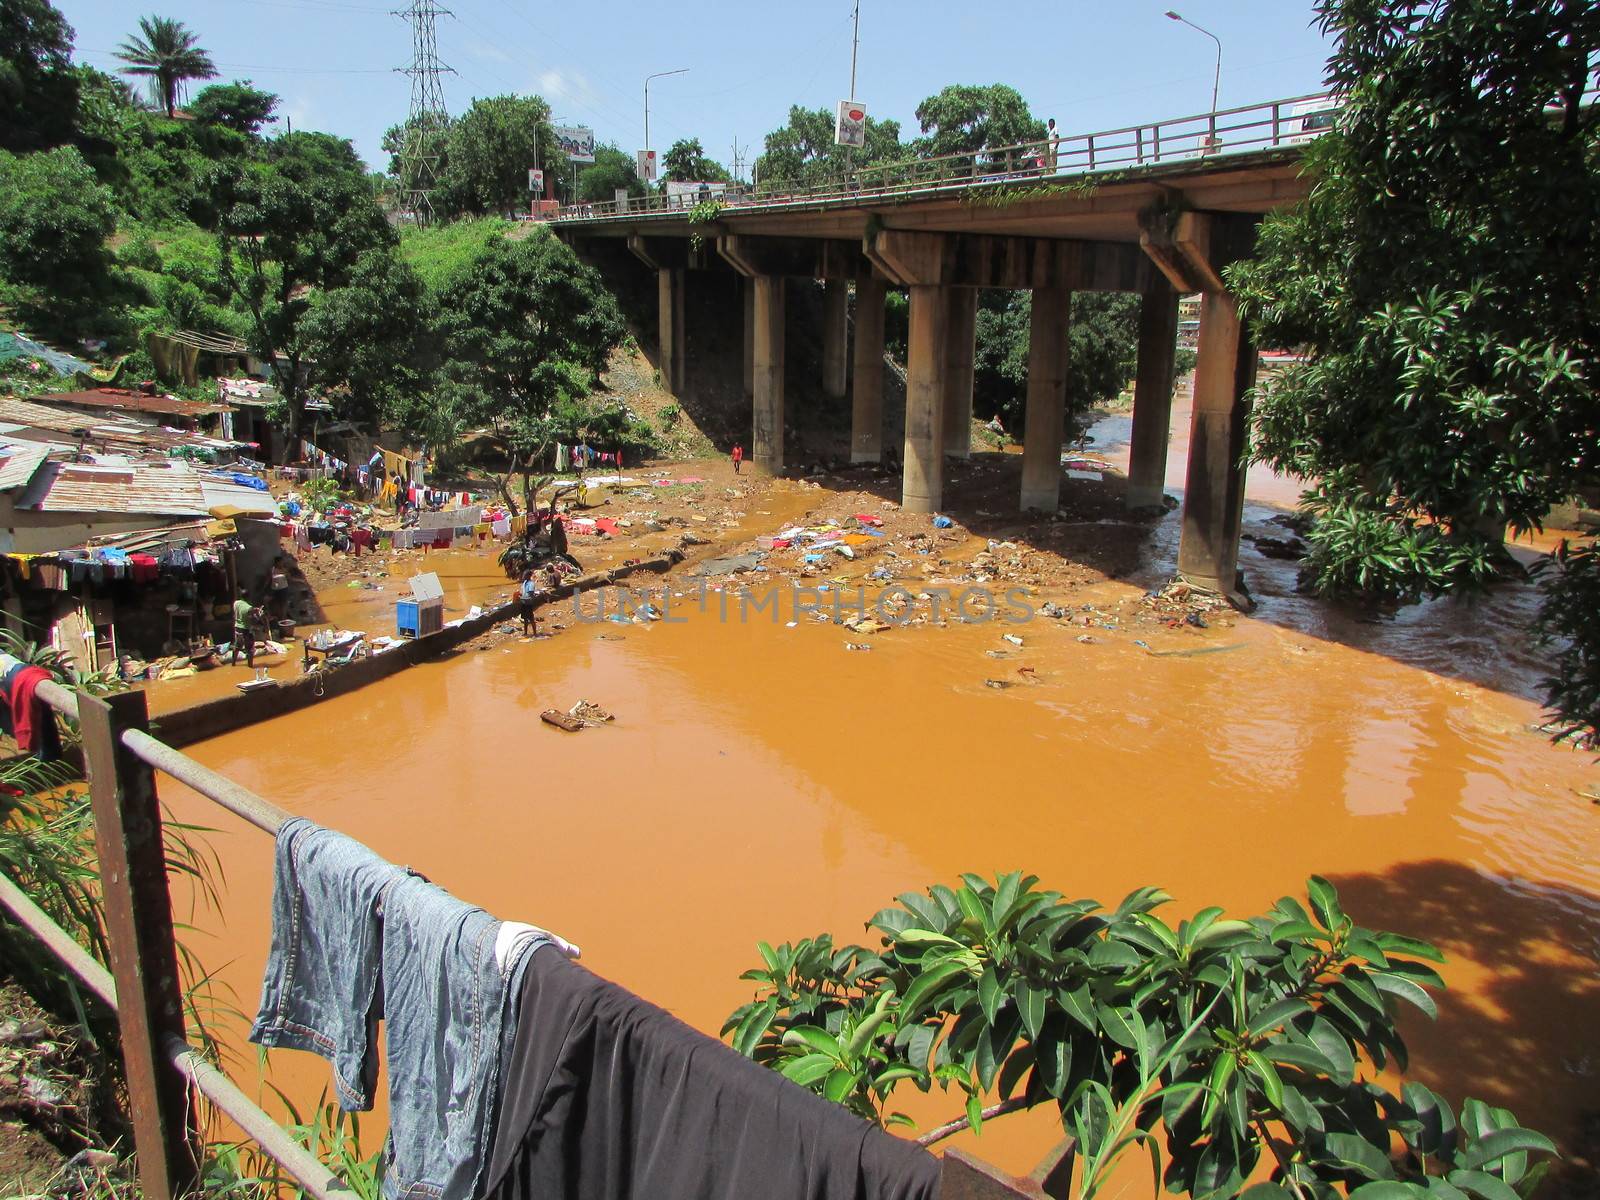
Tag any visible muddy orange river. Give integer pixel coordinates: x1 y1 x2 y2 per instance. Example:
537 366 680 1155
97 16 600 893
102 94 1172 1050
157 488 1600 1181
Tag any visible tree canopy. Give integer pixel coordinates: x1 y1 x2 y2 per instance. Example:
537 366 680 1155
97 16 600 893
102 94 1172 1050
0 145 117 333
753 104 904 191
439 94 562 216
1228 0 1600 738
187 80 278 137
0 0 80 152
113 14 217 118
913 83 1046 162
577 143 646 203
661 137 728 184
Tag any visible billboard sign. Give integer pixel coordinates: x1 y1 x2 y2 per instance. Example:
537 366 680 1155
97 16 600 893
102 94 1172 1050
527 168 544 193
663 179 728 210
636 149 658 183
835 99 867 148
553 125 596 163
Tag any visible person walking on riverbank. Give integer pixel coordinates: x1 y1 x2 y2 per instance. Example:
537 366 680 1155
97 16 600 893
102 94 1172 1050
732 443 743 475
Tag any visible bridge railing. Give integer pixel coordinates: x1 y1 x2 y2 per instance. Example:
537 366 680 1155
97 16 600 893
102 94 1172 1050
550 91 1341 223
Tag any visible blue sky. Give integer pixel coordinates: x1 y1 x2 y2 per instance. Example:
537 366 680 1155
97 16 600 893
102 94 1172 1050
56 0 1336 174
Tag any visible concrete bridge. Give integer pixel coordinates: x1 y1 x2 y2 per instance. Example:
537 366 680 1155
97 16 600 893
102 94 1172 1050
553 95 1334 598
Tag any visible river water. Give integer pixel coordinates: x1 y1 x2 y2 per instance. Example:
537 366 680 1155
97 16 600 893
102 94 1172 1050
154 431 1600 1179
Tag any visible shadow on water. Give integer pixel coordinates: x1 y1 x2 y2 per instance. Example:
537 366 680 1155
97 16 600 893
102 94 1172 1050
1327 858 1600 1148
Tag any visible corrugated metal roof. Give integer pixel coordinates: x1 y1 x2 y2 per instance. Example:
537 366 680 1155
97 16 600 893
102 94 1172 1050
0 395 144 436
48 388 230 418
0 444 50 491
19 461 211 516
199 479 277 515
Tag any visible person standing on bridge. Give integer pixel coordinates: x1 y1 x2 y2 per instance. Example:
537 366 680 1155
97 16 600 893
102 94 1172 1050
1047 118 1060 171
732 443 744 475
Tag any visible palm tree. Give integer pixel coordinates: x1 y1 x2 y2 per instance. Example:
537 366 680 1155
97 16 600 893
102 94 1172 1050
114 15 218 118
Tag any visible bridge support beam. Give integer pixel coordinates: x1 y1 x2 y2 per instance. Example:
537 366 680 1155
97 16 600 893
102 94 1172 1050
1126 279 1180 508
751 276 786 474
822 280 849 402
1177 291 1255 597
942 288 979 459
852 277 886 463
742 277 755 404
902 285 949 512
1021 286 1071 512
657 268 686 395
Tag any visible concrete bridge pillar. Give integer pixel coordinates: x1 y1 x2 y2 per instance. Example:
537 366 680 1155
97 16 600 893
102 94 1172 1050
658 268 686 395
751 276 786 473
902 284 949 512
1020 286 1071 512
1126 279 1180 509
851 277 886 463
1177 291 1255 596
742 276 755 403
822 280 849 402
942 288 979 458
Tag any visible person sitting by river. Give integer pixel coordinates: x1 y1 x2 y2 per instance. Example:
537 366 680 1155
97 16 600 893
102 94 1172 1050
518 569 539 637
230 597 264 667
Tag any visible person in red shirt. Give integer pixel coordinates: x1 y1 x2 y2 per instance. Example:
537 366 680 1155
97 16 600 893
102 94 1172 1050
731 443 743 475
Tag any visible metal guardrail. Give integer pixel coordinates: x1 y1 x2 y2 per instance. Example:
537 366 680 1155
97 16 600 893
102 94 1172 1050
550 91 1340 223
3 680 1068 1200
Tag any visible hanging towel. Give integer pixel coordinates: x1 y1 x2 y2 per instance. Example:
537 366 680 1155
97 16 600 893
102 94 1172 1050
8 666 62 762
481 947 941 1200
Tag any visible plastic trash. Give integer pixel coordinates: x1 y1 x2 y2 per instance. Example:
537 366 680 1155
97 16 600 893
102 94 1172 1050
1002 634 1024 647
932 515 954 528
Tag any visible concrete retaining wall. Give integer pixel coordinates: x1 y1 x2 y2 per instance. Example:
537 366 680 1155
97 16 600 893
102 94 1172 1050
150 551 683 748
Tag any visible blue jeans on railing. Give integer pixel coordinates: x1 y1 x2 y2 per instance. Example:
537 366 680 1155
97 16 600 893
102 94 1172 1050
251 817 546 1200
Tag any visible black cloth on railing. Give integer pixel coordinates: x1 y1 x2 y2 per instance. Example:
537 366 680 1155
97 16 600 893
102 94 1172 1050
482 945 941 1200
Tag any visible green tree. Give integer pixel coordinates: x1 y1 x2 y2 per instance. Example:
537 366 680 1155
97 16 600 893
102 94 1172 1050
913 83 1045 163
661 137 728 184
0 145 117 335
209 136 395 458
439 94 560 216
114 14 218 118
187 80 279 137
727 872 1556 1200
302 249 434 433
577 143 645 203
754 104 904 191
382 110 453 207
1228 0 1600 739
0 0 80 152
432 234 625 508
973 292 1140 435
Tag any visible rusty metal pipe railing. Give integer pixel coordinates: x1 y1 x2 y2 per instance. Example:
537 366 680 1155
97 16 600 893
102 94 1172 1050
120 727 289 835
0 870 348 1197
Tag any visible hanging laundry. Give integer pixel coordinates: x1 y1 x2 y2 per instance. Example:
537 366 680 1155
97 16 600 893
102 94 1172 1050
6 664 62 762
251 819 574 1200
481 947 941 1200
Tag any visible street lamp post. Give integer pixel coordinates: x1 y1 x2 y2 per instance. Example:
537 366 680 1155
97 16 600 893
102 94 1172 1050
644 68 689 178
1165 10 1222 150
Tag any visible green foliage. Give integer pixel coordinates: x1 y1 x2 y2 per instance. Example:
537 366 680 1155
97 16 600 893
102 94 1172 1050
913 83 1045 162
397 216 513 294
210 134 397 453
661 137 728 184
439 94 561 216
0 0 81 152
726 873 1556 1200
973 292 1140 435
755 104 904 192
0 143 118 335
187 80 279 137
577 143 646 203
1228 0 1600 736
382 110 452 203
113 14 217 118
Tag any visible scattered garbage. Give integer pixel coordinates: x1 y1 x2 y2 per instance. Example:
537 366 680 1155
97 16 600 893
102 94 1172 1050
984 678 1012 689
569 699 615 725
692 551 766 576
1076 634 1096 644
540 709 586 732
932 515 954 528
844 642 872 652
1002 634 1024 647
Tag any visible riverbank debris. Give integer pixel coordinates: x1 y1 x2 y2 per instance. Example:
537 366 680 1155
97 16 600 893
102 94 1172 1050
540 709 585 732
569 699 614 726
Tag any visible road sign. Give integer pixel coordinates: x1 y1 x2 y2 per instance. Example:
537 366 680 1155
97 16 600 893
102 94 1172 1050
835 100 867 148
528 168 544 193
636 149 658 183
